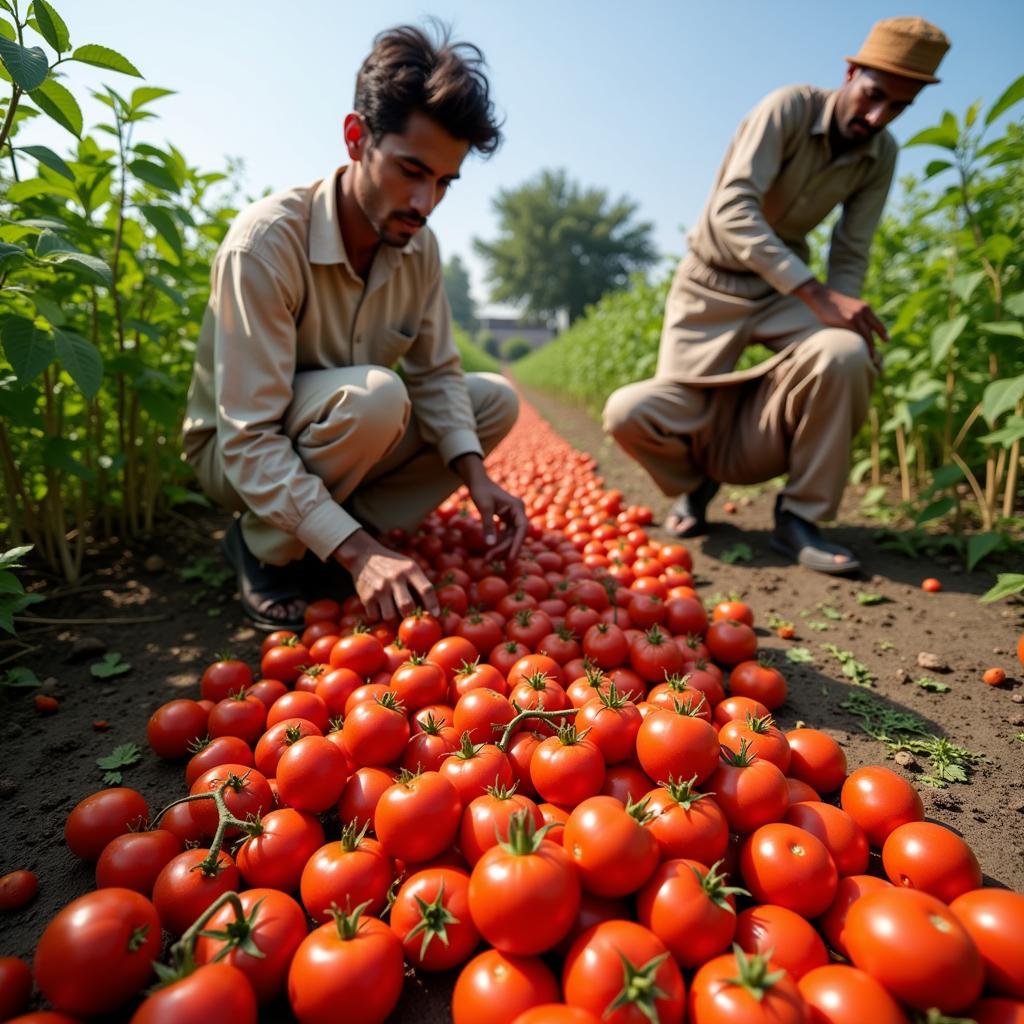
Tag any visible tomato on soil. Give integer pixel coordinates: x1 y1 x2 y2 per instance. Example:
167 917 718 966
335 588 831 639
65 787 149 862
0 956 32 1021
0 869 38 910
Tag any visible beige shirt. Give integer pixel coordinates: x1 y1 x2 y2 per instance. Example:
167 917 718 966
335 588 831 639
687 84 898 298
183 167 481 560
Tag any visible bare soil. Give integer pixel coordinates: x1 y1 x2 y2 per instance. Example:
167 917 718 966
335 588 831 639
1 385 1022 1022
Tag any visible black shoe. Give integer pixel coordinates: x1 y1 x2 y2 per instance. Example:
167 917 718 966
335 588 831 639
770 499 860 575
664 478 720 538
221 519 307 630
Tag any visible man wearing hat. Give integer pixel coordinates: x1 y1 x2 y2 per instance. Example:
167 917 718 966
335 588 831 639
603 17 950 573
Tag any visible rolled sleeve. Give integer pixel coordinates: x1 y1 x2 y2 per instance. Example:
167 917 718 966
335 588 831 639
399 240 483 465
708 89 816 295
213 247 361 556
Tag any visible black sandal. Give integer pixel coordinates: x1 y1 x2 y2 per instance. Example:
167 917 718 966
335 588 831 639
664 479 720 538
221 519 307 630
770 503 861 576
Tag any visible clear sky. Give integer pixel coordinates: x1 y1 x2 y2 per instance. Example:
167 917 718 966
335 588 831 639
18 1 1024 315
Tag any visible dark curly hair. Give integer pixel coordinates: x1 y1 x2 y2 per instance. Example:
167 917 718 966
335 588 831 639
354 22 503 156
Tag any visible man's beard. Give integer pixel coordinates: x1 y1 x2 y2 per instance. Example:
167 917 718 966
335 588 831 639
377 210 427 247
842 115 880 142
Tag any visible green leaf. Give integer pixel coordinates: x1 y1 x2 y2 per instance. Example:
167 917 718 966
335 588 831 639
785 647 814 664
16 142 73 179
130 85 173 111
54 329 102 398
720 542 753 565
30 0 70 52
915 677 951 693
930 315 968 367
966 533 1004 573
42 250 112 286
1 315 55 383
0 36 48 91
977 417 1024 449
129 159 179 192
985 235 1014 265
0 17 13 41
102 771 123 786
41 436 94 480
978 321 1024 340
985 73 1024 126
90 652 132 678
904 115 958 150
923 464 964 498
819 605 843 621
857 592 887 606
1005 293 1024 318
138 204 183 261
915 496 955 526
96 742 141 770
979 573 1024 605
982 375 1024 428
0 591 44 633
951 270 986 304
0 569 22 594
29 75 82 136
34 227 77 256
0 240 26 266
71 44 141 77
1 666 41 688
922 159 952 179
0 545 33 570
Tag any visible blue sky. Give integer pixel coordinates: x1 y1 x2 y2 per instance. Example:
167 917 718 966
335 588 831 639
16 1 1024 314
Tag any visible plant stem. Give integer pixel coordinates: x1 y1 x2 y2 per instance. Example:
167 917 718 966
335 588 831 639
496 703 578 752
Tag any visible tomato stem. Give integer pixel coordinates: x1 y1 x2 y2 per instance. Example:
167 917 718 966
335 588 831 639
496 703 578 752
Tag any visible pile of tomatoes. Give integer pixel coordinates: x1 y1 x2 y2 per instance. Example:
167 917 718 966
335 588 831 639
4 400 1023 1024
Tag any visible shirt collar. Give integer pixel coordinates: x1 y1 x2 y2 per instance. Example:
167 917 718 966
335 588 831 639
812 88 883 161
308 166 424 271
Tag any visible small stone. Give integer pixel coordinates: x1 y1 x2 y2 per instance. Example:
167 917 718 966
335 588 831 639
894 751 916 768
1011 693 1024 705
66 636 106 663
38 676 59 694
917 652 948 672
895 668 912 684
993 648 1005 655
143 554 165 573
1009 714 1024 727
1011 799 1024 814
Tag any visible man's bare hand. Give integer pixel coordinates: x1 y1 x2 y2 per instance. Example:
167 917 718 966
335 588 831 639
452 453 529 563
794 279 888 365
333 529 439 622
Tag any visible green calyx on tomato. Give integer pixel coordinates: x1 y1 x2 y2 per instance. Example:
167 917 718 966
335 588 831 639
660 773 714 809
496 808 556 855
722 945 787 1003
669 694 708 718
453 731 486 760
187 734 212 754
485 779 521 800
338 818 373 852
326 899 373 942
597 681 630 709
403 879 461 960
555 722 589 746
396 766 424 787
624 795 656 826
522 671 554 692
643 626 670 646
417 712 445 736
744 713 776 734
376 691 406 713
690 860 750 911
153 889 251 987
606 949 671 1021
720 738 758 768
194 896 269 962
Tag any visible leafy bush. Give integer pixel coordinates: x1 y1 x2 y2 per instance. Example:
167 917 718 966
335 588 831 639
500 336 533 362
454 324 502 374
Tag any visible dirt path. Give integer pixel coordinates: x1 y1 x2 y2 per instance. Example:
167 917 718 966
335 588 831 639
0 386 1021 1021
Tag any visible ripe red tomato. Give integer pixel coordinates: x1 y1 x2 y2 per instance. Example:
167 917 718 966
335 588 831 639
950 888 1024 999
727 658 786 709
246 677 289 711
185 735 255 787
343 695 411 767
390 657 448 711
64 787 149 862
338 765 397 830
452 950 560 1024
644 778 729 865
233 806 324 891
784 801 869 877
798 964 910 1024
329 632 386 676
207 691 267 745
706 749 789 835
635 705 719 785
530 729 605 806
734 903 829 980
637 858 741 968
147 699 209 759
95 829 182 895
630 625 685 682
0 957 32 1021
200 657 253 702
266 690 330 732
374 770 462 864
840 766 923 847
390 867 480 971
454 687 516 745
740 822 838 918
194 889 307 1004
705 619 758 666
689 948 806 1024
129 961 257 1022
719 713 790 771
563 920 685 1024
712 694 770 728
288 906 404 1024
188 763 273 838
300 822 394 923
461 786 545 866
785 727 847 793
563 795 660 898
34 888 162 1016
0 869 38 910
713 600 754 627
260 637 311 685
152 848 240 935
511 1007 602 1024
881 820 982 902
817 873 893 959
846 887 984 1012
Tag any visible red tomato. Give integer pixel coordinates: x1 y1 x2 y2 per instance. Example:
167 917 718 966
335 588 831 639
689 949 806 1024
630 625 685 682
34 888 162 1016
343 694 410 767
402 712 460 772
188 763 273 838
705 619 758 666
185 735 255 787
0 869 38 910
338 766 397 830
727 658 787 710
512 1008 601 1024
530 728 605 806
428 635 480 680
719 713 791 772
329 632 386 676
374 770 462 864
565 795 660 898
95 829 182 895
207 691 266 745
147 699 209 759
64 787 149 862
845 888 984 1012
246 677 289 711
399 610 444 653
635 705 719 786
734 903 829 980
644 777 730 865
300 821 394 922
601 763 653 805
712 694 770 728
950 888 1024 999
563 920 685 1024
266 690 330 732
798 964 910 1024
817 873 894 959
158 800 205 846
713 600 754 627
276 736 350 813
664 596 708 637
454 687 516 745
840 766 923 848
452 950 560 1024
390 657 448 711
235 807 324 892
254 716 323 777
706 746 789 835
441 736 515 805
785 727 847 793
740 822 838 918
152 848 241 935
881 820 982 903
390 866 480 971
468 811 580 955
200 658 253 702
460 785 545 866
784 801 869 877
637 858 742 968
194 889 307 1004
968 997 1024 1024
129 962 257 1023
0 957 32 1021
288 906 404 1024
261 637 311 685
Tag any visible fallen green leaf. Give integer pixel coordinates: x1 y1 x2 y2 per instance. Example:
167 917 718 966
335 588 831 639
90 652 131 678
857 592 887 605
786 647 814 664
720 542 754 565
915 677 951 693
1 665 41 688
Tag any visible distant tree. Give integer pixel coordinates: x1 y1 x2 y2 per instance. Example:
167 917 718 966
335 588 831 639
477 331 501 359
443 254 476 332
500 336 532 362
474 169 657 323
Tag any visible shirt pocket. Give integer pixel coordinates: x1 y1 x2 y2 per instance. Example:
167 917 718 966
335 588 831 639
368 326 416 369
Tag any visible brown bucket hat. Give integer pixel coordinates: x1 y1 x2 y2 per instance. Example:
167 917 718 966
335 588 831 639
846 16 950 84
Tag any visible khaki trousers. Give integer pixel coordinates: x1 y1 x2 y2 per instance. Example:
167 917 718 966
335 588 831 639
602 261 877 523
192 367 518 565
